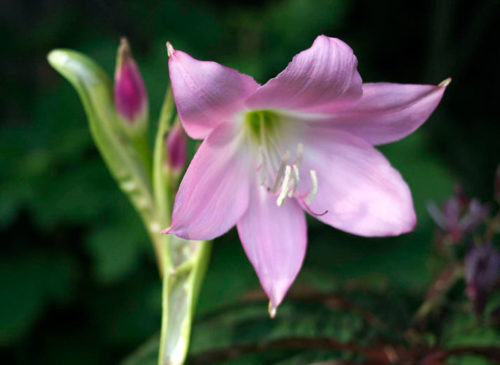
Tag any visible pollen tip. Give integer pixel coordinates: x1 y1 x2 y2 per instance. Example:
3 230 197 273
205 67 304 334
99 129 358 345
268 301 277 319
166 42 175 57
439 77 452 87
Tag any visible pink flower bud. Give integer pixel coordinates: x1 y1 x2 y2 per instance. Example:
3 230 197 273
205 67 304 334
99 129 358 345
114 38 148 126
165 122 187 176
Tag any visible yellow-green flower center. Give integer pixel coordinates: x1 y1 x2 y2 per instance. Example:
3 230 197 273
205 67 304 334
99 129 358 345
244 109 281 144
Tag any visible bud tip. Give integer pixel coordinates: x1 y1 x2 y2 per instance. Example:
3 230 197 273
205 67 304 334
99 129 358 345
117 37 132 68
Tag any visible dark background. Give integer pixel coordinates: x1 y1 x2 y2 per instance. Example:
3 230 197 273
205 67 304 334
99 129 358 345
1 0 499 364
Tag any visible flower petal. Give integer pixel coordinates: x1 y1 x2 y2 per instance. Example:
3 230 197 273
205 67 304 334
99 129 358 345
237 183 307 309
168 46 259 139
322 81 448 145
245 35 362 113
164 124 250 240
299 127 416 237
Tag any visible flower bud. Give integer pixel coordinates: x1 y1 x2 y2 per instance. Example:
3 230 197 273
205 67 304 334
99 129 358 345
165 121 187 178
114 38 148 130
465 243 500 315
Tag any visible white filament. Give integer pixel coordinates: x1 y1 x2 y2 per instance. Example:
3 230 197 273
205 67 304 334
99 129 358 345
305 170 318 205
254 124 318 207
277 165 292 206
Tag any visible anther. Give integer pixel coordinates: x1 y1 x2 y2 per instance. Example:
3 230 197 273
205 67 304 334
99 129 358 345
277 165 292 206
288 164 300 198
305 170 318 205
271 151 290 193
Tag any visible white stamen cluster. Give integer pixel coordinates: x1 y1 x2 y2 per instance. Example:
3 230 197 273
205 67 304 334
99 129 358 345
258 142 318 207
247 110 319 207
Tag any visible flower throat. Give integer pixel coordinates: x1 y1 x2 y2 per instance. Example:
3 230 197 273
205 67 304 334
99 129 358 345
244 110 318 209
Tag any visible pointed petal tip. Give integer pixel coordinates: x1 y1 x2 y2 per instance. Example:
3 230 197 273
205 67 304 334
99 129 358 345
166 42 175 57
160 225 173 235
268 301 277 319
439 77 452 87
400 215 417 235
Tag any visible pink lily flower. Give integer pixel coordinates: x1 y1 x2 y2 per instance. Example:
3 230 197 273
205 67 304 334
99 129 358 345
163 36 449 315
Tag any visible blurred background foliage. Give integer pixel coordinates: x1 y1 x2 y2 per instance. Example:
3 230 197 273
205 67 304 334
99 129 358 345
1 0 500 364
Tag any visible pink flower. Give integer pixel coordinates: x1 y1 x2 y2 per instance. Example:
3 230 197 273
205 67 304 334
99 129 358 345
114 38 148 126
163 36 448 314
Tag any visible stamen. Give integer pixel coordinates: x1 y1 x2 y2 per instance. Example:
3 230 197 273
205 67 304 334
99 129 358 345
288 164 300 198
296 143 303 167
277 165 292 206
271 151 290 193
305 170 318 205
256 146 265 171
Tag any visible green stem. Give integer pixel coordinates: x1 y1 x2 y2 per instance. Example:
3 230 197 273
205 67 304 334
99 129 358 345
153 88 212 365
131 132 153 177
158 241 211 365
153 88 174 228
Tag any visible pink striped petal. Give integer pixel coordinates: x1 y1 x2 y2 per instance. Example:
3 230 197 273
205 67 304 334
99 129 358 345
168 46 259 139
237 183 307 310
323 81 448 145
299 127 416 237
164 125 250 240
245 35 362 113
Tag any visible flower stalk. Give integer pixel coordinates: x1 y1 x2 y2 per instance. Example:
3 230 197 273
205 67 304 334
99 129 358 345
153 88 211 365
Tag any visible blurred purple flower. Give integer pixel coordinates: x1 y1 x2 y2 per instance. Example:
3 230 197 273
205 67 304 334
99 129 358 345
427 186 489 243
465 243 500 314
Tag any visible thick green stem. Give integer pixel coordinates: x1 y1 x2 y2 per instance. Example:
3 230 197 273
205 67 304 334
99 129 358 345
153 88 212 365
158 241 211 365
